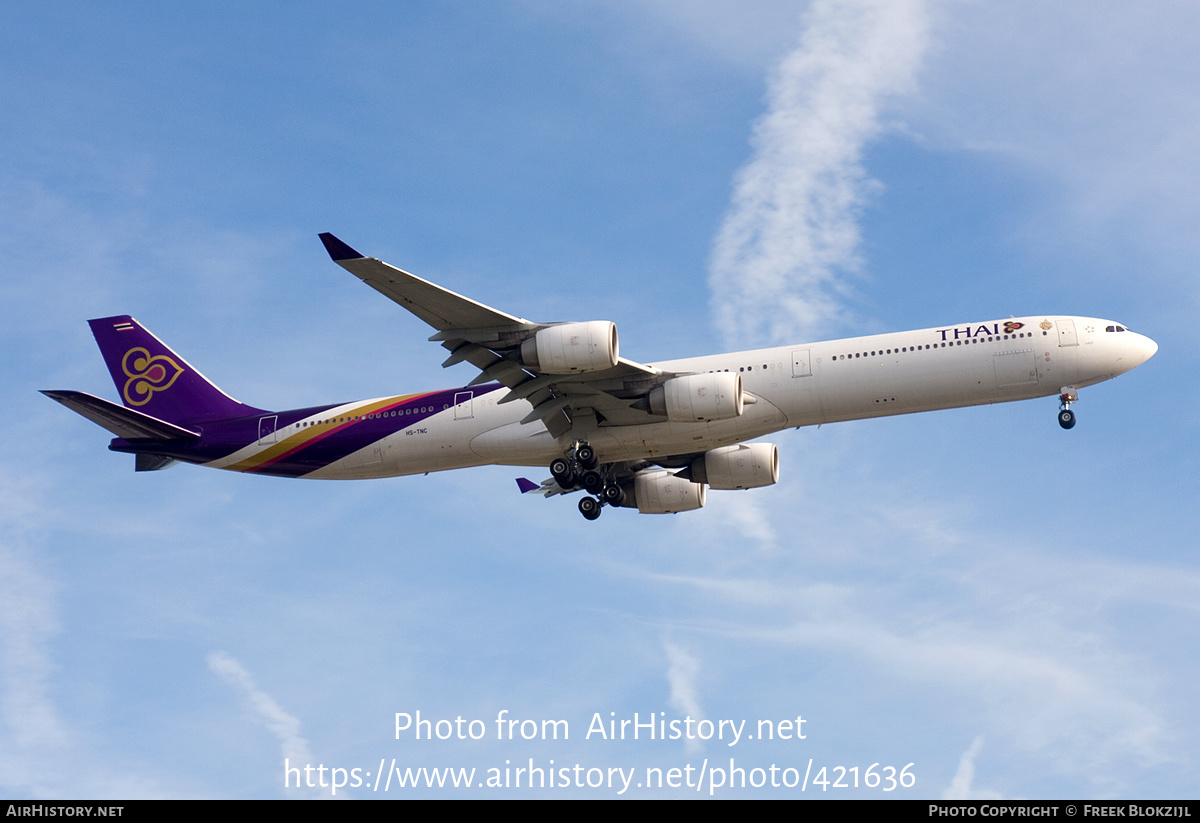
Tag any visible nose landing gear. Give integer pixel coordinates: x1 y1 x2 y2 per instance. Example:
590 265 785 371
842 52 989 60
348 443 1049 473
1058 386 1078 430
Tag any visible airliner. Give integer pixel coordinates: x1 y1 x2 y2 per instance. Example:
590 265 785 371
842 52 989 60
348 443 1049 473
43 233 1158 520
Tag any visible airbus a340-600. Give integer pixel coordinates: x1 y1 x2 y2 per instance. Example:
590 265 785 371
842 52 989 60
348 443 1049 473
44 233 1158 520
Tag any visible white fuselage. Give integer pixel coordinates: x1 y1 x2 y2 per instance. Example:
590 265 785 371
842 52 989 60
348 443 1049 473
226 315 1155 480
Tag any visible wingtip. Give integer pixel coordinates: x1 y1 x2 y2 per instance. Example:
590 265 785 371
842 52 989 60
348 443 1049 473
318 232 365 261
516 477 539 494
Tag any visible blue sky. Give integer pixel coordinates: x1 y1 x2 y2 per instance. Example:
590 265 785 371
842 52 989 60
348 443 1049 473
2 1 1196 799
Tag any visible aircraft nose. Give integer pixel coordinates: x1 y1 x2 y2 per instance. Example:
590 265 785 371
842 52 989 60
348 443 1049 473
1133 332 1158 366
1115 330 1158 372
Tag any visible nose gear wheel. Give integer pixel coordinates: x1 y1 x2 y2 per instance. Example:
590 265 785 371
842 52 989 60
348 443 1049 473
1058 386 1078 430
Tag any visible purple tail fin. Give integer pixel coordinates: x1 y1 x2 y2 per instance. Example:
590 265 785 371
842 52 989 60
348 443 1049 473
88 316 265 424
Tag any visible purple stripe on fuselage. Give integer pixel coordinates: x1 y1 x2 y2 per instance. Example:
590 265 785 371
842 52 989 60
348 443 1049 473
245 392 445 476
108 384 506 477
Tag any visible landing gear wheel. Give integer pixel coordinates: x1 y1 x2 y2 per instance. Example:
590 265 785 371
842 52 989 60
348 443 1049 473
578 496 602 520
576 444 597 470
582 470 605 495
1057 386 1078 431
601 484 626 507
550 458 575 488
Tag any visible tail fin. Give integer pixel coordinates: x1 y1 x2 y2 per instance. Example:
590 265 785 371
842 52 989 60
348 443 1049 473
87 315 264 424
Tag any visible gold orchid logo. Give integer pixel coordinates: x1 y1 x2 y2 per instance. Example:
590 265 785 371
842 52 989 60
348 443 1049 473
122 347 183 406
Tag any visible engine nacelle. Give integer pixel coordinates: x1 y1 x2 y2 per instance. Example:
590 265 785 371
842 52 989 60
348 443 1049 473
689 443 779 490
633 470 706 514
647 372 743 423
520 321 619 374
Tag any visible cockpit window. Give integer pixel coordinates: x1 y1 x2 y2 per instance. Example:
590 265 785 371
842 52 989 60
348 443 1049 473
1105 325 1127 332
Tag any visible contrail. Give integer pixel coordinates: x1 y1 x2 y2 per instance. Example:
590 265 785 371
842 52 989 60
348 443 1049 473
710 0 929 348
207 651 315 776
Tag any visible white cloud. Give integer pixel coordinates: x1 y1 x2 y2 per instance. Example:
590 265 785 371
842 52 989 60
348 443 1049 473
0 467 68 796
942 736 1001 800
707 491 778 549
0 555 64 751
663 636 704 753
607 0 804 73
0 542 67 794
0 468 171 798
630 472 1187 794
907 3 1200 314
207 651 318 796
709 0 929 347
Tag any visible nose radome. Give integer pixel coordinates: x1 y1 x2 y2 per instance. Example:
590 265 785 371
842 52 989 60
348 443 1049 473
1135 333 1159 365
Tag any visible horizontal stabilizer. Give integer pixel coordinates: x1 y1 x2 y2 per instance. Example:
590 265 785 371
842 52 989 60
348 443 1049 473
517 476 572 497
41 390 201 441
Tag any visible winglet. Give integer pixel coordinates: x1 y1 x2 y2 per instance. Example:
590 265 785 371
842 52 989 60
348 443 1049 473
319 232 365 261
516 477 539 494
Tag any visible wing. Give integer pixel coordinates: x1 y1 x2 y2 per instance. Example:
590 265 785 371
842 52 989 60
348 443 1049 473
320 233 671 437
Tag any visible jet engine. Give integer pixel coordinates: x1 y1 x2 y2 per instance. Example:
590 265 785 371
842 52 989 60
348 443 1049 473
519 321 619 374
633 470 706 514
647 372 743 423
688 443 778 490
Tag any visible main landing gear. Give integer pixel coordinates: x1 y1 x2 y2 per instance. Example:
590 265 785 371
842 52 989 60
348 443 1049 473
550 443 626 521
578 495 601 521
1058 386 1078 430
